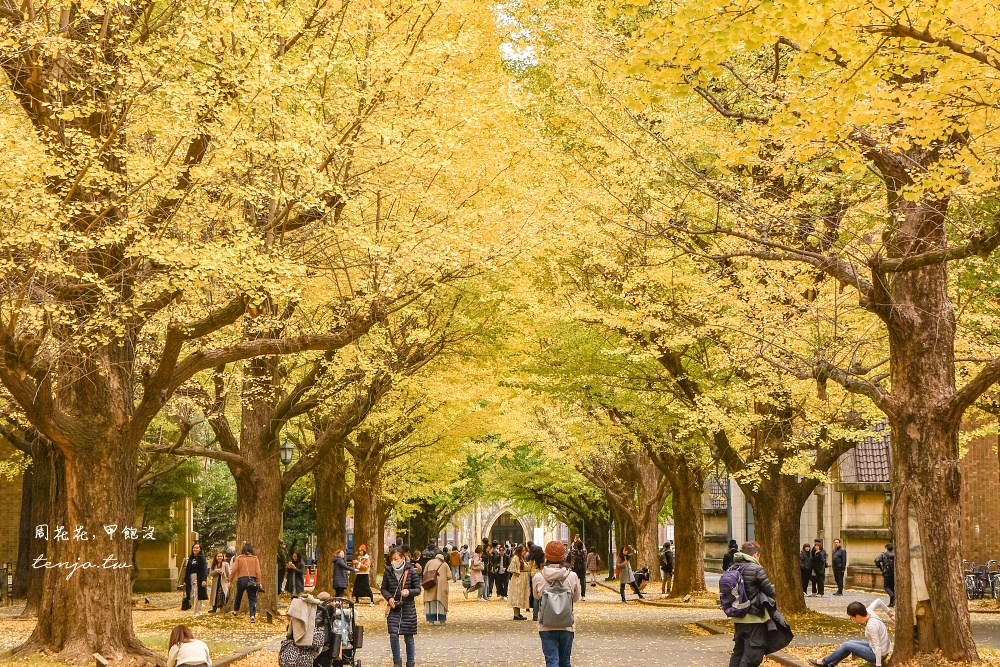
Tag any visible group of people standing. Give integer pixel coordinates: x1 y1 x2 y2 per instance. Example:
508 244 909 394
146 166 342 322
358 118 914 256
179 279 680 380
798 538 841 597
179 543 265 622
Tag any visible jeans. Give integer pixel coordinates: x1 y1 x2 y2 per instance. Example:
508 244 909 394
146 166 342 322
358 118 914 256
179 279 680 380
389 633 415 664
234 576 258 617
451 565 461 581
884 581 895 606
426 611 447 623
540 630 574 667
730 623 768 667
820 640 878 666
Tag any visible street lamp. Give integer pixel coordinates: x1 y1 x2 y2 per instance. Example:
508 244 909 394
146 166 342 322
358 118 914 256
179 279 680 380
279 440 294 467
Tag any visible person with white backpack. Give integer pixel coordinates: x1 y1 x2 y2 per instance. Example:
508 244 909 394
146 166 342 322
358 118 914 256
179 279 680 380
531 541 582 667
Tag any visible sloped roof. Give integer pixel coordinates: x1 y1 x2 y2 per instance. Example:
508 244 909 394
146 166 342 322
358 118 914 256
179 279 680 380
838 422 892 484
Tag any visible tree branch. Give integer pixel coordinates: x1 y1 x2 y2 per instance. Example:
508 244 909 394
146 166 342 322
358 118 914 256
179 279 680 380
868 22 1000 72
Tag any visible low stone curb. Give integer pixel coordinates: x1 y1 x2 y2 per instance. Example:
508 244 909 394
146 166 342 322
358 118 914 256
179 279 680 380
695 621 809 667
595 580 718 609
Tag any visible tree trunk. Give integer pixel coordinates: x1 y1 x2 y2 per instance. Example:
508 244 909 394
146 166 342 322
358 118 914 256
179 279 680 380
746 475 810 614
634 515 660 581
224 464 283 619
314 444 348 593
16 440 158 665
18 439 59 617
12 460 33 599
351 460 382 558
871 189 978 661
664 465 707 597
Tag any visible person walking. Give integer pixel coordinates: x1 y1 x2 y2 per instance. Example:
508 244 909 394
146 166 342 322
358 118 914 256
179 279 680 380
230 543 263 623
812 539 828 597
722 539 739 571
208 551 230 613
382 547 422 667
831 539 847 596
730 541 777 667
333 549 357 598
660 542 674 594
448 546 462 582
875 543 895 607
585 546 601 589
508 545 531 620
527 544 545 621
465 545 486 600
167 625 212 667
283 551 305 598
616 547 644 602
180 544 209 618
532 541 582 667
460 544 470 578
423 552 451 625
353 545 375 605
570 541 588 600
800 544 813 596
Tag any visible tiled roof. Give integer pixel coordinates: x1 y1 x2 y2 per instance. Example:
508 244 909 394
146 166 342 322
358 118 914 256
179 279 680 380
838 422 892 483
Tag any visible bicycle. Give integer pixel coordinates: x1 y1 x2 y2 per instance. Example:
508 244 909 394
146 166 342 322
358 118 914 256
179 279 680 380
964 560 985 600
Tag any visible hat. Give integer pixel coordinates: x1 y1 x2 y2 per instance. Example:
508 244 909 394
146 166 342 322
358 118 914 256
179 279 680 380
545 540 567 563
728 540 738 549
317 591 331 601
358 544 366 552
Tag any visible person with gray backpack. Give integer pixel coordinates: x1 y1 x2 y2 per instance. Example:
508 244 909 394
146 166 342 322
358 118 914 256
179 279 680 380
532 541 582 667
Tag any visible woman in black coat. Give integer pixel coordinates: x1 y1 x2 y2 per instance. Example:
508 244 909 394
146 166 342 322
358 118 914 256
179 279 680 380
181 543 210 616
333 549 357 598
381 547 422 667
799 543 812 594
283 551 305 597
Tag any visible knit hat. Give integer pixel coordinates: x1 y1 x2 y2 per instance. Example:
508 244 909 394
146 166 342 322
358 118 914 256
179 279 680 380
545 540 567 563
728 539 738 549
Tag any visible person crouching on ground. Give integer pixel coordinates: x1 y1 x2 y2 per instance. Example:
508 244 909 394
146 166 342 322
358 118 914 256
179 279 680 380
730 541 777 667
532 541 582 667
382 547 422 667
807 599 894 667
167 625 212 667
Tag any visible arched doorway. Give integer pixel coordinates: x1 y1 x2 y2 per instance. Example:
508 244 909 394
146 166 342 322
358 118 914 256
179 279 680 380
489 511 525 546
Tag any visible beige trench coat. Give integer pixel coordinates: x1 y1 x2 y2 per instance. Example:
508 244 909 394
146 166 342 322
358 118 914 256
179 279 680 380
422 555 451 611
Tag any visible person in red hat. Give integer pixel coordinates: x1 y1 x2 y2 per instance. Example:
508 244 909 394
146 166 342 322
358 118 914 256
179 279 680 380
531 541 582 667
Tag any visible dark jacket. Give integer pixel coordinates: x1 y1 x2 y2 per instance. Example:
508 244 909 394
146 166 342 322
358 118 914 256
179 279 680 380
832 546 847 571
494 552 511 574
182 554 210 601
484 549 497 574
381 562 422 635
333 556 357 589
285 558 305 592
876 551 895 584
571 548 588 574
722 548 737 571
799 550 812 572
660 548 674 574
811 548 828 573
733 552 776 619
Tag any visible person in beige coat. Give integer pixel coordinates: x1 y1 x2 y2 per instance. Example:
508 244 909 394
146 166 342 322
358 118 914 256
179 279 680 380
208 552 230 613
423 553 451 625
508 545 531 621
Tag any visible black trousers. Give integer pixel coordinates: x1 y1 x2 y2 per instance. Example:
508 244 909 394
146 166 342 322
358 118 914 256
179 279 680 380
496 572 509 597
730 623 768 667
811 569 825 595
833 568 845 594
800 568 811 593
619 581 642 600
884 579 895 606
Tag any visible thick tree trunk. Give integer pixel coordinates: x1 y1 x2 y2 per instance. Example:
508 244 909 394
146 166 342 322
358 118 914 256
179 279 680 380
351 460 382 558
746 475 810 614
314 444 348 593
18 439 59 617
12 460 33 599
665 466 707 597
16 440 158 665
634 515 660 581
872 191 978 661
225 464 283 618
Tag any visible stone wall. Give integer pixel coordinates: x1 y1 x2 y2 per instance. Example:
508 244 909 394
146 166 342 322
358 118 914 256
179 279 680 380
0 438 23 566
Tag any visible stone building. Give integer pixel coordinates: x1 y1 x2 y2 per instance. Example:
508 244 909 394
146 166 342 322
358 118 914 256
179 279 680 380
703 422 1000 589
442 502 571 548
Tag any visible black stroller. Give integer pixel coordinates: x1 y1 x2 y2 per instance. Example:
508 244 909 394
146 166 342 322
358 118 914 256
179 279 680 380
316 598 364 667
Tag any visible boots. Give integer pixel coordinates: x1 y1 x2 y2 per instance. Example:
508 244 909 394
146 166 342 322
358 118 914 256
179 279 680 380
407 663 415 667
393 662 402 667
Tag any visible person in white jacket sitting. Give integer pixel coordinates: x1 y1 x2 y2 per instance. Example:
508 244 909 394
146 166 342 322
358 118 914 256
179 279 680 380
808 598 894 667
167 625 212 667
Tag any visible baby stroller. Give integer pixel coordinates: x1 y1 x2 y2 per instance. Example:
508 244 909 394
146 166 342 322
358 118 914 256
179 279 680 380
316 598 364 667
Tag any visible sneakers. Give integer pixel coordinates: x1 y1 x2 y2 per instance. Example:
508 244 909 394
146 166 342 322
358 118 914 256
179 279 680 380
833 592 843 596
250 616 255 624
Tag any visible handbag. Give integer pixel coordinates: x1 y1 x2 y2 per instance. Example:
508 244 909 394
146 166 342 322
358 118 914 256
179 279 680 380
385 568 408 618
421 562 439 590
247 576 265 593
181 596 191 611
